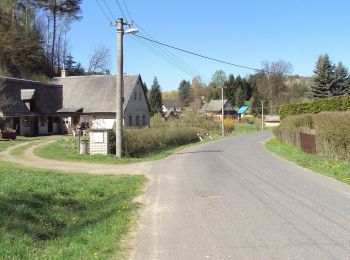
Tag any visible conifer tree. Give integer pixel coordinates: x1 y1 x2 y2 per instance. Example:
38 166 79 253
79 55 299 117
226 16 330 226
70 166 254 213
224 74 236 103
148 77 163 115
178 79 192 106
310 54 335 98
333 62 349 96
235 87 244 108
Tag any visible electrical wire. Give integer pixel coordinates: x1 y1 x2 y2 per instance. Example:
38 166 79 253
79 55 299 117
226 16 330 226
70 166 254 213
101 0 117 21
95 0 112 22
114 0 127 21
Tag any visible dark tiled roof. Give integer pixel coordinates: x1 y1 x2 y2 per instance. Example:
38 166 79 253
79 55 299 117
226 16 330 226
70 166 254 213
0 77 63 116
53 74 149 113
163 99 181 108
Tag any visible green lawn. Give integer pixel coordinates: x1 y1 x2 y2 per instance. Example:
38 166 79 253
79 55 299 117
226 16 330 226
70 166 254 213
34 124 257 164
266 138 350 184
0 163 146 259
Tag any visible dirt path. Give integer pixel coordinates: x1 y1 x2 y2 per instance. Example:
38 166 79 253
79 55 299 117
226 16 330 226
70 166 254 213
0 139 152 175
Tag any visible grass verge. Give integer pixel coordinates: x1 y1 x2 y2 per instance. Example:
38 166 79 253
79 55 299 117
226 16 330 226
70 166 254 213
0 162 146 259
34 124 257 164
265 138 350 184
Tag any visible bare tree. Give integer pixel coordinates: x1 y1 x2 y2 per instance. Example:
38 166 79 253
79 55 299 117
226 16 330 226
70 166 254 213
0 78 10 110
88 45 111 74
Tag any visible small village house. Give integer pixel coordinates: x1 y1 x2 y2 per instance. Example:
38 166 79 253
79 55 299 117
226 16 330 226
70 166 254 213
189 98 202 112
237 105 253 121
200 99 237 120
162 99 182 114
265 115 281 127
54 74 151 132
0 77 63 136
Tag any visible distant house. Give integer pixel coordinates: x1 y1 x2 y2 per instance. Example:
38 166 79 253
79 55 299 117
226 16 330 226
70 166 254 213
237 105 253 121
0 77 63 136
200 99 236 119
53 74 150 132
162 99 181 114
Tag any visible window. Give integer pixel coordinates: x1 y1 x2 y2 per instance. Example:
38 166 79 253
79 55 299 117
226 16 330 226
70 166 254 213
136 116 140 126
134 92 137 100
142 115 147 126
139 92 141 100
128 115 132 126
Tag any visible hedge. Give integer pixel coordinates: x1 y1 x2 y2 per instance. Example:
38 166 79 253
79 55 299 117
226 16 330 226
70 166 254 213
123 127 200 157
274 111 350 161
279 96 350 119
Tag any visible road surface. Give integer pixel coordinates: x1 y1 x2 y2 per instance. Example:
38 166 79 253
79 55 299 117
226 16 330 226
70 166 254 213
132 131 350 259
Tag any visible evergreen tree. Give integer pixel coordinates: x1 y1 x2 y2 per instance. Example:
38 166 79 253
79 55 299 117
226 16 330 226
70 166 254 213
310 54 335 99
242 78 252 101
148 77 162 115
235 87 244 108
178 79 192 106
251 90 262 115
224 74 236 103
64 54 84 76
333 62 349 96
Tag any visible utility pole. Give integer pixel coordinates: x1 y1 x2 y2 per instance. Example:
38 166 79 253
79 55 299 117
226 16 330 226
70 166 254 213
111 19 138 157
221 85 224 137
261 101 264 131
115 18 124 157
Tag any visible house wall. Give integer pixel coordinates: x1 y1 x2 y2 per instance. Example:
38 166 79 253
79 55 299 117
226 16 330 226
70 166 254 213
162 106 181 113
124 78 150 127
39 118 48 135
20 117 31 136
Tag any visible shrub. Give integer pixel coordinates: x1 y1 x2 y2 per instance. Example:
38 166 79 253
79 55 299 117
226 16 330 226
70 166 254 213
254 117 262 131
223 117 235 133
123 127 200 157
279 96 350 119
274 114 314 145
314 111 350 160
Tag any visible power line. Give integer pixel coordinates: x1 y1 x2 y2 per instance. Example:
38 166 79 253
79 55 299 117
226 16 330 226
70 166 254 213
101 0 117 21
95 0 112 22
119 1 208 81
134 34 273 74
130 35 202 78
114 0 127 21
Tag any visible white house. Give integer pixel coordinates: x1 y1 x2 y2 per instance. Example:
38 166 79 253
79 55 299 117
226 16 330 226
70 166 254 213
162 99 182 114
54 74 151 132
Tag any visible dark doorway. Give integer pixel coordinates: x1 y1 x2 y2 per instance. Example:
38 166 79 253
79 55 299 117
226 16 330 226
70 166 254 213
48 117 53 133
32 117 39 136
13 117 20 135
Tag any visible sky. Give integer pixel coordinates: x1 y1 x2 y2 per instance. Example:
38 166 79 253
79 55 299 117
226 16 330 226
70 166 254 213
68 0 350 91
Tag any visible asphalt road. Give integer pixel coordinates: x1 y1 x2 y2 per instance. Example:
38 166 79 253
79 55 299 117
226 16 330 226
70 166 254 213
132 131 350 260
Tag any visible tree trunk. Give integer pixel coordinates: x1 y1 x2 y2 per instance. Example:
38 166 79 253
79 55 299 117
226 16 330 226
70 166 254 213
51 0 57 76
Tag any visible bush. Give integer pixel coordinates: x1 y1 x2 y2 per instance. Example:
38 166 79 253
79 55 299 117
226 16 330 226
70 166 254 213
274 114 314 145
223 118 235 133
279 96 350 119
273 111 350 161
123 127 200 157
314 112 350 160
253 117 262 131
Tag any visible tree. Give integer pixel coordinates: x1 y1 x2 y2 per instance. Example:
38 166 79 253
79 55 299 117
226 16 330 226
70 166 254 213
235 87 244 108
88 45 111 74
224 74 235 102
242 78 252 101
178 80 192 106
0 0 47 78
333 62 349 96
34 0 82 76
251 90 262 116
207 70 227 101
64 53 84 75
310 54 335 99
148 77 162 115
191 76 207 98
